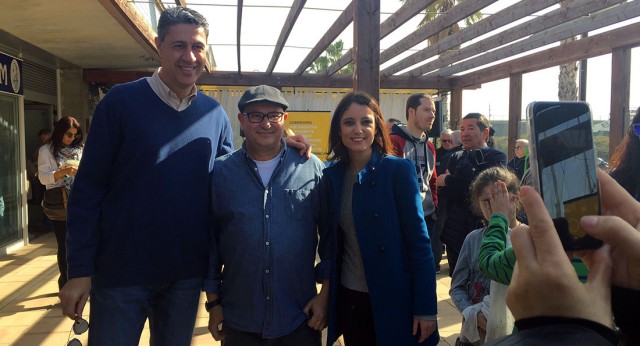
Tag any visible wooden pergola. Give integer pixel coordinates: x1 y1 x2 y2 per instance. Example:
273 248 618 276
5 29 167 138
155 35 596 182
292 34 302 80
85 0 640 158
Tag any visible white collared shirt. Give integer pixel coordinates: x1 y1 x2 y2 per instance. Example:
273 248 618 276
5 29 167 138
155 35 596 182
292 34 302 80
146 69 197 111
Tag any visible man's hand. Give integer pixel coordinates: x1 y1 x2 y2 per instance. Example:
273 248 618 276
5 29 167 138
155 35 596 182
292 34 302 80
412 318 436 343
284 134 312 159
303 292 328 331
208 305 225 341
59 277 91 320
435 170 449 188
506 186 613 327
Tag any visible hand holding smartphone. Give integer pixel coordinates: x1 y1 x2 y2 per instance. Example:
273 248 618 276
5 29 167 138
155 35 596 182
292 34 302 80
528 101 603 251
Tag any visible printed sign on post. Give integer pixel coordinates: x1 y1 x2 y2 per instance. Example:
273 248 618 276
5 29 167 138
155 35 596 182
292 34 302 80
286 111 331 162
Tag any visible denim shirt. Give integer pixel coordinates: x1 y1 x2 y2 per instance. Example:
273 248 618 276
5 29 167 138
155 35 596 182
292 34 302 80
205 140 330 338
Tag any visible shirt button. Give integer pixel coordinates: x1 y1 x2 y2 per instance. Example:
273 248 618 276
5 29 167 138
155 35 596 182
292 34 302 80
379 246 385 252
266 241 270 246
266 296 271 300
372 213 379 219
369 181 376 187
265 269 270 274
266 215 270 219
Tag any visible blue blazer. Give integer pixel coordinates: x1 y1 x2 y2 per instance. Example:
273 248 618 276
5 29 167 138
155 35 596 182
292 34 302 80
324 151 439 346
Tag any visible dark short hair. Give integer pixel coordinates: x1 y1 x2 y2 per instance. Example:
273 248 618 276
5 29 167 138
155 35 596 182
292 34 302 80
327 92 392 165
38 129 51 137
157 6 209 42
405 93 433 120
462 112 490 131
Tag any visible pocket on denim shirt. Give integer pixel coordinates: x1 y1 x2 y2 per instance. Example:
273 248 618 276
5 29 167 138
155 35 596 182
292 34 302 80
284 189 311 218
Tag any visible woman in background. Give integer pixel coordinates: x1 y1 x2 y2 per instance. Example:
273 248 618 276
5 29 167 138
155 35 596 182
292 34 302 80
38 116 83 290
608 109 640 201
324 92 439 346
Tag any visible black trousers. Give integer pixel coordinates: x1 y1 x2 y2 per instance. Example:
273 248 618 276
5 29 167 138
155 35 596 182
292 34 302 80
338 285 377 346
223 321 320 346
50 220 68 290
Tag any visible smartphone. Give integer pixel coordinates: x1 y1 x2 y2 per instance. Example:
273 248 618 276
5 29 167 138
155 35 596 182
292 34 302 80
528 101 602 251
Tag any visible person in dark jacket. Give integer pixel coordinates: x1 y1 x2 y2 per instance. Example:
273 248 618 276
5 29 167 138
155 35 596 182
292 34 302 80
436 113 506 275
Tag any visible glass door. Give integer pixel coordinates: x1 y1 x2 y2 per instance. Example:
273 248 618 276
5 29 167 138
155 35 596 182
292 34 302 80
0 94 22 247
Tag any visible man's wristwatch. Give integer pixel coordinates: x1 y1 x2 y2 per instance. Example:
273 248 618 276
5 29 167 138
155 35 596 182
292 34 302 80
205 298 221 312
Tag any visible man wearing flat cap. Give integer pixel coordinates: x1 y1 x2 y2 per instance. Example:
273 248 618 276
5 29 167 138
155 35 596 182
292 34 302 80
204 85 329 346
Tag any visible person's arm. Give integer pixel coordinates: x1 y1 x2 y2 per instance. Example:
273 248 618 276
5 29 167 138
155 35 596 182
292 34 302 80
60 88 123 319
478 214 516 284
392 159 438 318
303 279 330 330
37 145 75 185
449 237 475 312
389 134 404 158
284 134 312 158
205 172 225 341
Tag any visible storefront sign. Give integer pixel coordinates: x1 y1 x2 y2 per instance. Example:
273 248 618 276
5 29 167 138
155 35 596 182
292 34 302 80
0 52 23 96
286 111 331 162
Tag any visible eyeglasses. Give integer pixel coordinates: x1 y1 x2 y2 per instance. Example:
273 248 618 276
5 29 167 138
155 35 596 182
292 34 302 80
242 111 285 123
632 123 640 137
66 318 89 346
64 132 80 139
441 139 451 143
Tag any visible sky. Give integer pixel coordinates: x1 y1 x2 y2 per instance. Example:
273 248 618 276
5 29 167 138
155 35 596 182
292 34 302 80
141 0 640 121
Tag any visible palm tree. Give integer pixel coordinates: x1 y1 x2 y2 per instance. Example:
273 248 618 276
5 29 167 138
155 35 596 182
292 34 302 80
307 40 354 74
558 0 578 101
401 0 483 55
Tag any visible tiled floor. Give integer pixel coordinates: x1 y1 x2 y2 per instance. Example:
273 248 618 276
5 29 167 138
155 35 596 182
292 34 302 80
0 232 462 345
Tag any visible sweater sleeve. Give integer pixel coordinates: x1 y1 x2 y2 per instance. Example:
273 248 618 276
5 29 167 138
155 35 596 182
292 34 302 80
449 234 475 312
66 88 123 278
37 144 59 187
478 213 516 285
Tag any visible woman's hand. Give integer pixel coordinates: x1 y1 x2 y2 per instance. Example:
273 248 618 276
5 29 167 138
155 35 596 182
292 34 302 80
59 165 78 177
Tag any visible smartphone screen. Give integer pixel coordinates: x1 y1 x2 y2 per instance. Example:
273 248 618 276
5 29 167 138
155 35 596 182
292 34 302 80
528 101 602 251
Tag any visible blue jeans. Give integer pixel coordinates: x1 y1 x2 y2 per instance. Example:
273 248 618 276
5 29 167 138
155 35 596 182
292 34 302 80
88 278 201 346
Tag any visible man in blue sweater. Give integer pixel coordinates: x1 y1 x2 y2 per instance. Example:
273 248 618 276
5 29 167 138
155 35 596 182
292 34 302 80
59 7 309 345
204 85 329 345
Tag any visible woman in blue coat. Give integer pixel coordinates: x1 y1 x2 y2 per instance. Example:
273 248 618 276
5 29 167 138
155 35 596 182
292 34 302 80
324 92 439 346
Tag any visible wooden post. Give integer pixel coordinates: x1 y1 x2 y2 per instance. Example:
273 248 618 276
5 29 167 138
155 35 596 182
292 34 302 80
508 73 523 160
609 46 631 159
450 88 463 131
353 0 380 101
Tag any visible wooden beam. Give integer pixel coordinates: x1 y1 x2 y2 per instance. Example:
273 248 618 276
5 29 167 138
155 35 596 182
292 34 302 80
199 72 451 89
236 0 243 73
432 1 639 78
98 0 160 61
381 0 561 77
83 70 153 84
353 0 380 100
450 88 463 131
294 1 354 75
407 0 624 77
266 0 306 74
508 73 522 161
326 0 438 76
379 0 498 64
174 0 186 7
450 22 640 89
609 46 632 159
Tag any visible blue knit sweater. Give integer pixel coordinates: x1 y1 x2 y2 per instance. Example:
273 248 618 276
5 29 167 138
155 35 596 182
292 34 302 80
67 79 234 288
